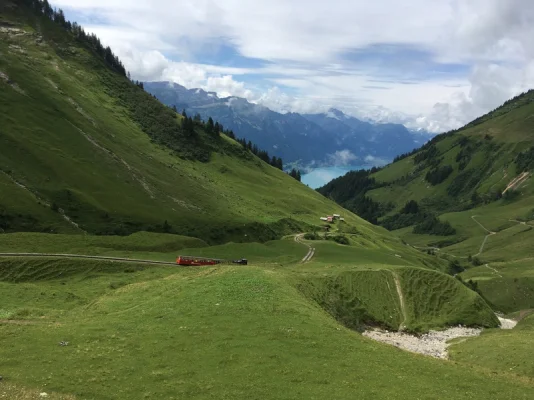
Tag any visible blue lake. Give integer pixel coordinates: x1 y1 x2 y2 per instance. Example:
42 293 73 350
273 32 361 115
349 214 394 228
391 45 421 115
301 165 368 189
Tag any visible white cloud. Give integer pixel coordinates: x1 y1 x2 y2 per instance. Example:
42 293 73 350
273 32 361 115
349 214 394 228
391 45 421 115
57 0 534 133
364 155 389 166
327 150 358 166
204 75 253 99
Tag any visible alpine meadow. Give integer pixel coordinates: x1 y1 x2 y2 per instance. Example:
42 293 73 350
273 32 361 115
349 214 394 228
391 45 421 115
1 1 534 399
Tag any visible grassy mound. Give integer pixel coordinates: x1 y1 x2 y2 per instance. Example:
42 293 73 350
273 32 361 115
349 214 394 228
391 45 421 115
295 267 498 332
296 270 403 331
399 268 499 331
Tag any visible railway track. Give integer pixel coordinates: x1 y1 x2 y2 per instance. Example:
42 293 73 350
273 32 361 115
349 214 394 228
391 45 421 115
0 253 177 266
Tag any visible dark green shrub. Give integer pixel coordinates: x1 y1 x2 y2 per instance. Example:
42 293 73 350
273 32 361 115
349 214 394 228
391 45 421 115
472 257 483 266
304 232 322 240
332 235 349 245
425 165 453 185
413 216 456 236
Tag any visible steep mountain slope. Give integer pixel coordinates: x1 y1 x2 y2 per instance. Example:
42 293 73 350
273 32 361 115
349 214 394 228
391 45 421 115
144 82 426 167
319 90 534 231
0 3 384 244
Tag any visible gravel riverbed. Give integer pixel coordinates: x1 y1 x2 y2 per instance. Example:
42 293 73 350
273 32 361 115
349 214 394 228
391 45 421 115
363 326 482 359
497 316 517 329
363 316 518 359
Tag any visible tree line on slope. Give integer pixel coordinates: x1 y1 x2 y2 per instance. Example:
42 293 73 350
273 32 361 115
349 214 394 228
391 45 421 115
317 168 457 235
516 146 534 173
234 137 283 170
381 200 456 236
317 169 389 224
23 0 126 76
22 0 288 173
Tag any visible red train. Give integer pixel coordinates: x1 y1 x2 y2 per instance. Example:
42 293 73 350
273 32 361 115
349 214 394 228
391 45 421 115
176 255 247 266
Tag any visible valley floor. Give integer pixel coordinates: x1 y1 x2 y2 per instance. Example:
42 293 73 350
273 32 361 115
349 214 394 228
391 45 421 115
0 232 532 399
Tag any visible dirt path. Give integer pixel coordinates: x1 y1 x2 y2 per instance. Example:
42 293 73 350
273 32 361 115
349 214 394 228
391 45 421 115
0 253 177 266
472 216 496 256
294 234 315 263
471 216 532 258
485 263 503 278
391 272 407 331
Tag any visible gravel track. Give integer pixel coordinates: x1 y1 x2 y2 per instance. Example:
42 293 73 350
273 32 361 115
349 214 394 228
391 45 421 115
294 234 315 262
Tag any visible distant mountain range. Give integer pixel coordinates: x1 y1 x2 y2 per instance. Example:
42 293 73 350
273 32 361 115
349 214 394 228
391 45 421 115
145 82 434 168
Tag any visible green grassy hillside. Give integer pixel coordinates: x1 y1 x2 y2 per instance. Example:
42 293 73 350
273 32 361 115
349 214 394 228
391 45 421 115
0 2 382 244
1 259 530 399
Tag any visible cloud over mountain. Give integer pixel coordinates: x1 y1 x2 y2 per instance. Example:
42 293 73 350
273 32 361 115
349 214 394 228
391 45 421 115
57 0 534 133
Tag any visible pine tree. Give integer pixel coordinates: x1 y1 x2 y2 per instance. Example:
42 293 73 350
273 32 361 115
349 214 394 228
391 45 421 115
187 117 195 136
277 157 283 170
43 0 53 18
206 117 214 135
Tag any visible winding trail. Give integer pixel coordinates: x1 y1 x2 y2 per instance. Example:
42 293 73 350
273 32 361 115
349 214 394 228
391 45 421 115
471 216 496 256
294 234 315 263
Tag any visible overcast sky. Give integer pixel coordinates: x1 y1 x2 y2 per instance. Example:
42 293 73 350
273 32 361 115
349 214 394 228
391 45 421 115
56 0 534 132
